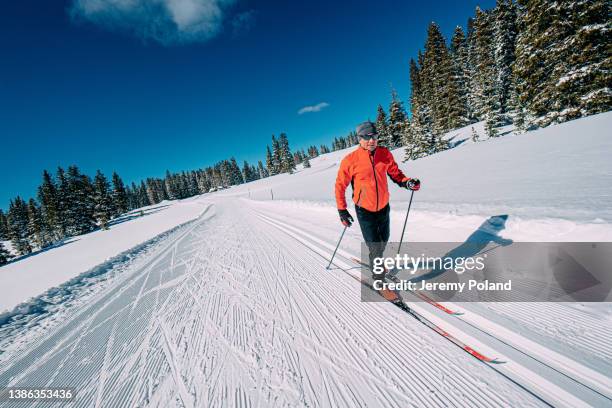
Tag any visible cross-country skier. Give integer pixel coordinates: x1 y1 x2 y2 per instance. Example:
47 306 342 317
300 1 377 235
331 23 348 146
335 121 420 280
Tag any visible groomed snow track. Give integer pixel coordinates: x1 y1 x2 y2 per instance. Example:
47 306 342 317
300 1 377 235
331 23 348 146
0 197 610 407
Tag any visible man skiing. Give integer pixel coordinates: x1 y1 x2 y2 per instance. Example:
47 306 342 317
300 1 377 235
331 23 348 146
335 121 420 280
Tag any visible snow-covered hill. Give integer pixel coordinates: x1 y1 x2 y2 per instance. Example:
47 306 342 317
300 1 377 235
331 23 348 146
1 112 611 407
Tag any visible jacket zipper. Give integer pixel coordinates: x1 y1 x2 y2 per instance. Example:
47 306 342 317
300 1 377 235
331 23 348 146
369 151 379 211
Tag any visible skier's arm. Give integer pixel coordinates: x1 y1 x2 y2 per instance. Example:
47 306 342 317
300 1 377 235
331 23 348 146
335 158 352 210
386 151 409 186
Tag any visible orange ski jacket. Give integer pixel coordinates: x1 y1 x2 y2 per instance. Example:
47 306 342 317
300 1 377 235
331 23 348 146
335 146 409 212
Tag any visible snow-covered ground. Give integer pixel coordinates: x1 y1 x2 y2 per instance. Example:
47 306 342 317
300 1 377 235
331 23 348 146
1 112 611 407
0 200 208 313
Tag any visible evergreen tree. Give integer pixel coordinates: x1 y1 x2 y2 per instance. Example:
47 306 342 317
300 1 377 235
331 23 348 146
491 0 518 127
37 170 64 240
375 105 391 147
271 135 282 175
111 171 128 216
450 25 471 125
250 164 259 180
229 158 243 185
473 7 496 122
514 0 610 127
56 167 69 236
0 241 11 265
465 17 481 121
7 197 31 255
303 155 311 168
65 165 96 236
0 209 8 240
145 178 159 204
93 170 113 230
187 171 199 196
196 171 210 193
241 160 253 183
278 133 295 173
27 198 48 249
422 22 465 133
138 181 150 207
257 160 268 179
406 58 436 161
265 146 275 176
128 182 139 210
387 89 410 147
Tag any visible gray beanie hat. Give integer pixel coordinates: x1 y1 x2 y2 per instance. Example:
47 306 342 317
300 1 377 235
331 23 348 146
356 121 377 137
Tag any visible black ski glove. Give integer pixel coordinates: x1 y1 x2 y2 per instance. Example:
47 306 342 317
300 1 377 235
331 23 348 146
338 209 354 227
400 178 421 191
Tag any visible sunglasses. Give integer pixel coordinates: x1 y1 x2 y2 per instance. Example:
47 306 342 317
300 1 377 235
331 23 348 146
360 133 378 141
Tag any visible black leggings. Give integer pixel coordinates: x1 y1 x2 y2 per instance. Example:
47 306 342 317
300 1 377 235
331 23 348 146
355 204 390 268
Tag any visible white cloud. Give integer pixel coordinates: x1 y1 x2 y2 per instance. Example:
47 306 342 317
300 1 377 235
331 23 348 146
298 102 330 115
70 0 238 45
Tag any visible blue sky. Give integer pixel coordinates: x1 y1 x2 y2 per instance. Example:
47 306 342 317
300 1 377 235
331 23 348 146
0 0 494 209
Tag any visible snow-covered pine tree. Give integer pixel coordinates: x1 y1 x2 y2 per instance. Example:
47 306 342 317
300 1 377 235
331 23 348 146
128 182 138 210
450 26 471 126
465 17 480 121
65 165 96 236
196 171 210 193
93 170 113 230
164 170 177 200
188 171 199 196
422 22 464 133
257 160 268 179
388 89 410 147
511 0 610 128
7 197 31 255
490 0 518 128
250 164 259 180
241 161 252 183
473 7 496 125
278 133 295 174
0 241 11 265
406 58 436 161
176 173 187 198
55 167 69 238
111 171 128 217
0 209 8 240
27 198 48 249
303 155 311 168
563 0 610 118
138 181 150 207
375 105 391 147
229 158 243 185
145 178 158 204
265 146 275 176
37 169 64 240
271 135 282 175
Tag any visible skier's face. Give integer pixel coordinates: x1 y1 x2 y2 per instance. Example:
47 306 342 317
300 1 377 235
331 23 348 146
359 136 378 151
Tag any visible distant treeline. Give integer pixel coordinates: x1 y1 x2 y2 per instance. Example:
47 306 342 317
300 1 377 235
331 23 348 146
0 129 361 263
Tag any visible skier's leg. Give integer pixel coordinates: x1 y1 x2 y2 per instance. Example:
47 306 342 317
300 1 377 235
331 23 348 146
355 206 379 272
370 205 391 278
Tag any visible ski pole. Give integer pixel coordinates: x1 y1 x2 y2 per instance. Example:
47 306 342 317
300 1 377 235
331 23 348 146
327 191 363 269
326 226 347 269
397 189 415 256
